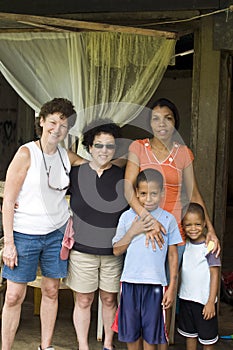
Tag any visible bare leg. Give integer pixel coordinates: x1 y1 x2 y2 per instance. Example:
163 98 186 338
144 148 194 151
127 339 142 350
40 277 60 349
100 289 118 350
186 337 197 350
143 339 157 350
203 345 215 350
1 280 27 350
138 337 143 350
157 343 168 350
73 291 95 350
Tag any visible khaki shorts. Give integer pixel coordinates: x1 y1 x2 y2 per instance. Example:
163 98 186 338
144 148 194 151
65 250 123 293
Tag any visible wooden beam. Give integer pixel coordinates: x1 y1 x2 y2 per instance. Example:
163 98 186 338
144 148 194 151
0 0 221 15
0 12 177 38
18 21 70 32
0 28 49 33
58 10 200 23
191 17 221 217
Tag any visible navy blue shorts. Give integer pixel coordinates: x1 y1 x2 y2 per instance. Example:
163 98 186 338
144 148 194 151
177 298 219 345
118 282 167 345
3 223 68 283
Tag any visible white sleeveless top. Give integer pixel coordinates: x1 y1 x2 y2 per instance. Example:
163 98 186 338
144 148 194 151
13 141 70 235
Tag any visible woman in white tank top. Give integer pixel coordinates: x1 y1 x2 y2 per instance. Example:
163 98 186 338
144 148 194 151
1 98 83 350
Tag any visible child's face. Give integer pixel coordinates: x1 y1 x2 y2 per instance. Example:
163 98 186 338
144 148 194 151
182 212 206 242
136 180 162 212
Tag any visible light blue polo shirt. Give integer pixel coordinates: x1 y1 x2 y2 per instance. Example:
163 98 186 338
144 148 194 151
112 207 182 286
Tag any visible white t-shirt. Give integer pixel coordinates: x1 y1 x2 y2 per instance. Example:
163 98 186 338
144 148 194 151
179 240 221 305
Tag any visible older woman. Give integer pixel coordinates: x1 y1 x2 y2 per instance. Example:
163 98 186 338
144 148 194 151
65 119 128 350
2 98 83 350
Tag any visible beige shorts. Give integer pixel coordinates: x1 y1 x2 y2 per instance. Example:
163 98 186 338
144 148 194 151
65 250 123 293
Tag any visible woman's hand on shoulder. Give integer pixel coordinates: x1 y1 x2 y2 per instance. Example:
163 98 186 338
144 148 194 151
205 228 221 258
141 211 166 250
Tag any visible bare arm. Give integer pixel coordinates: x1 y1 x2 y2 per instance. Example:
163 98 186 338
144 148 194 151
111 157 127 168
162 245 178 309
124 151 149 217
202 266 219 320
124 152 166 249
183 164 220 257
67 149 87 166
2 147 30 269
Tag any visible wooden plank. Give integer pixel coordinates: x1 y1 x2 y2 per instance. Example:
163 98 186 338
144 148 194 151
0 182 4 199
18 21 70 32
0 12 177 38
0 0 220 15
213 52 231 314
97 293 103 341
213 52 231 245
191 17 221 216
60 10 200 22
214 10 233 50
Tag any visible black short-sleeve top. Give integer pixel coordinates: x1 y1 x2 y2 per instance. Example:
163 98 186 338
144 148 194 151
69 163 128 255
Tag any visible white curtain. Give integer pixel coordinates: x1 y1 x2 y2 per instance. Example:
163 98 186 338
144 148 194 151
0 32 176 156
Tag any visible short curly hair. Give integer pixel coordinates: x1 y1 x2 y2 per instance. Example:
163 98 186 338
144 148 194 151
35 98 76 137
82 118 121 153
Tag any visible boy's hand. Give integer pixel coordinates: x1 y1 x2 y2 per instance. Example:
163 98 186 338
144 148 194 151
202 301 216 320
130 215 147 236
161 287 175 309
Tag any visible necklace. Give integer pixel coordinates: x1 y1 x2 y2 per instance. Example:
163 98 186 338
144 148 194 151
39 138 70 191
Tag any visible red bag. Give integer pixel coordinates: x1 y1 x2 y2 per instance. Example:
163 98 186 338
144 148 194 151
221 271 233 304
60 217 75 260
111 305 119 333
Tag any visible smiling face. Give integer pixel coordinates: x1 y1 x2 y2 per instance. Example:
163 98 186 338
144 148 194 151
136 180 163 212
40 113 68 145
89 132 116 169
150 105 175 143
182 212 206 242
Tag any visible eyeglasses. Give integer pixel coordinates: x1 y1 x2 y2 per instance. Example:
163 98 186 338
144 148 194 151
46 166 70 191
39 138 70 191
93 143 116 150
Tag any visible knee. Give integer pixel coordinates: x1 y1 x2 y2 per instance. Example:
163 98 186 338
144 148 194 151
41 283 59 301
5 289 24 307
101 293 117 308
76 293 94 309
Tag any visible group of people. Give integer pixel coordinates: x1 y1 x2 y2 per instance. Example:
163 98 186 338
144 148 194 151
1 97 221 350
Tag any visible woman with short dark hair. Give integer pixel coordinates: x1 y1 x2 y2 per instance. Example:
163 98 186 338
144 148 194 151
65 119 128 350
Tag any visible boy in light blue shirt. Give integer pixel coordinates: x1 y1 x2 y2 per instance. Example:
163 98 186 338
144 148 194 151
112 168 182 350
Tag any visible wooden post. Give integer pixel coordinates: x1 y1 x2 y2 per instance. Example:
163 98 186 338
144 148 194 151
191 16 221 217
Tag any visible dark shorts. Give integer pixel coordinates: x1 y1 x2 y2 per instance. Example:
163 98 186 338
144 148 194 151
118 282 167 345
3 224 68 283
177 298 219 345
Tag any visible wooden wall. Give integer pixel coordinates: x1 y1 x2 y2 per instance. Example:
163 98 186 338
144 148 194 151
0 74 34 180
